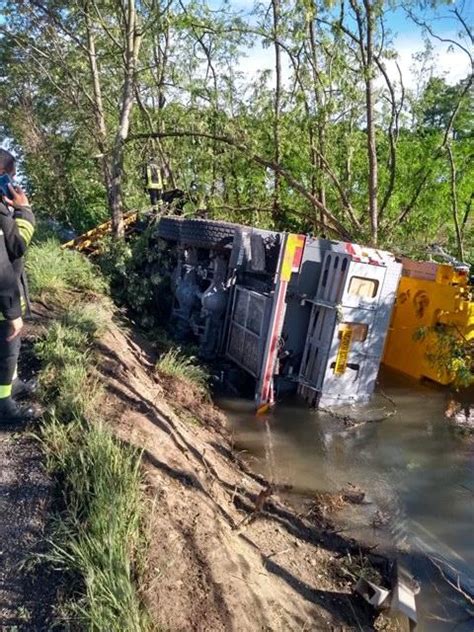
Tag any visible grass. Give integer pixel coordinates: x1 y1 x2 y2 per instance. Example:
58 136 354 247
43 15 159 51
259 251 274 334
156 347 209 393
27 239 106 298
62 300 112 340
34 318 101 421
39 418 149 632
30 242 152 631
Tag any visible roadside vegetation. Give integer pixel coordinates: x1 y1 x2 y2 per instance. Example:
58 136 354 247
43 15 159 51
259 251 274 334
415 325 474 389
28 242 152 631
28 239 106 299
156 347 210 394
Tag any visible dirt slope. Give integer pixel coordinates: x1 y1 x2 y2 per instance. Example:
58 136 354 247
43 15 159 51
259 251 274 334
97 320 381 632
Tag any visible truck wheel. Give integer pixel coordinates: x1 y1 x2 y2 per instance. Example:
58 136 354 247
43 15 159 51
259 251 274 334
156 216 183 242
181 219 239 250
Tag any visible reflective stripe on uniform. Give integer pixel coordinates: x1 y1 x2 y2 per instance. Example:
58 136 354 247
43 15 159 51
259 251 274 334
0 384 12 398
15 218 35 245
146 165 163 190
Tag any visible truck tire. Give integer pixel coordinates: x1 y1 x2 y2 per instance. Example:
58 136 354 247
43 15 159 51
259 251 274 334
181 219 239 250
156 216 183 242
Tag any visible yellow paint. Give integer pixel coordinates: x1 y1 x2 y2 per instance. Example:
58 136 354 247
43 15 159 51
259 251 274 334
436 264 454 285
62 211 138 252
334 324 353 375
383 269 473 385
280 234 303 282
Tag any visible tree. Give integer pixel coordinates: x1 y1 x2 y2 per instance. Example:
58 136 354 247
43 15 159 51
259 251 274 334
0 0 471 258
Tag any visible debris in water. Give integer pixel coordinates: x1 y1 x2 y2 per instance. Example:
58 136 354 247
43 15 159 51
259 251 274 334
445 398 474 433
371 510 390 529
353 564 419 629
354 576 390 607
390 565 419 626
342 483 365 504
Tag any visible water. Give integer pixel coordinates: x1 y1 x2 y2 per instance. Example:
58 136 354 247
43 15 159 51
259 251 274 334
220 370 474 630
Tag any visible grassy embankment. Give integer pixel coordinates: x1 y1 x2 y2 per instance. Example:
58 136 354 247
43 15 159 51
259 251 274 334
27 240 153 631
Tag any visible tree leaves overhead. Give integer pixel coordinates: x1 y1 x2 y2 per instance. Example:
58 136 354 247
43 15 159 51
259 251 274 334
0 0 472 257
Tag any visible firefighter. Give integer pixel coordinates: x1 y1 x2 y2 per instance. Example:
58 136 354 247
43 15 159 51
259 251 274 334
144 158 164 210
0 148 36 426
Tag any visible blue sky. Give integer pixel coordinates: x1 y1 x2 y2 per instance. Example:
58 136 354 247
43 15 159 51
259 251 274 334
227 0 472 34
223 0 472 88
1 0 471 86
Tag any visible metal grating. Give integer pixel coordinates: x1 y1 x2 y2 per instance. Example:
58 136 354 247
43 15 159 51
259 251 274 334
226 286 270 377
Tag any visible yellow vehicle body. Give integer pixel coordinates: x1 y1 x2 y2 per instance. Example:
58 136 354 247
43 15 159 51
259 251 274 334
62 210 138 255
382 261 473 385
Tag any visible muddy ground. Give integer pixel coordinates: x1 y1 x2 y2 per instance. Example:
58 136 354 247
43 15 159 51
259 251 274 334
0 305 401 631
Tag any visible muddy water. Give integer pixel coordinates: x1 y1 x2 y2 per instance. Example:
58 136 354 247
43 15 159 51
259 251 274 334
220 370 474 631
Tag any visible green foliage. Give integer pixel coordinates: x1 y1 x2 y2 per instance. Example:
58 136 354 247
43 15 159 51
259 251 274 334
34 310 103 420
39 418 150 632
35 321 89 369
98 227 173 328
416 76 473 138
27 240 107 298
0 0 472 254
34 296 151 630
62 301 112 340
156 347 209 393
414 325 473 389
29 241 149 628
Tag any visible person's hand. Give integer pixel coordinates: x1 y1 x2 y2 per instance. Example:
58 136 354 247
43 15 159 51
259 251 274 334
3 183 30 208
6 317 23 341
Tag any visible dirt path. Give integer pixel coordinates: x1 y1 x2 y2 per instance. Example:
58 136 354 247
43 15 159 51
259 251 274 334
0 430 60 630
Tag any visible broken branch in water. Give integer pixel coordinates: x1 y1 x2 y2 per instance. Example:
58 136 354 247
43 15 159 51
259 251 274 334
430 556 474 606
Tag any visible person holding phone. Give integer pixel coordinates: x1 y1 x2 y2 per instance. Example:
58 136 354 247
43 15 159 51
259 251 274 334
0 148 36 426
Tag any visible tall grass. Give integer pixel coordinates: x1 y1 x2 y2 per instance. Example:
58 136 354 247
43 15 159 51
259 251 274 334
156 347 209 393
31 243 152 630
34 319 101 421
40 418 149 632
62 301 112 340
27 239 106 297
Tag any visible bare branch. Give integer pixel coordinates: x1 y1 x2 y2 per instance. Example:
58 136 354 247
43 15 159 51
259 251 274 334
430 556 474 606
407 9 473 66
28 0 90 54
453 7 473 45
90 0 125 52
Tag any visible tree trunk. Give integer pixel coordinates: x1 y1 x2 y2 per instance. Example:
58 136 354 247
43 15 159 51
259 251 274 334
84 3 113 217
364 0 379 243
110 0 143 237
271 0 282 226
308 18 327 231
447 146 464 261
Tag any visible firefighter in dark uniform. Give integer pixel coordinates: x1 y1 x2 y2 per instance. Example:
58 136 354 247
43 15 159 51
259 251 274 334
0 149 36 426
144 158 164 210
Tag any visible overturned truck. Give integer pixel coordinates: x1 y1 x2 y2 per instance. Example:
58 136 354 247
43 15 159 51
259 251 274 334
154 217 402 412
